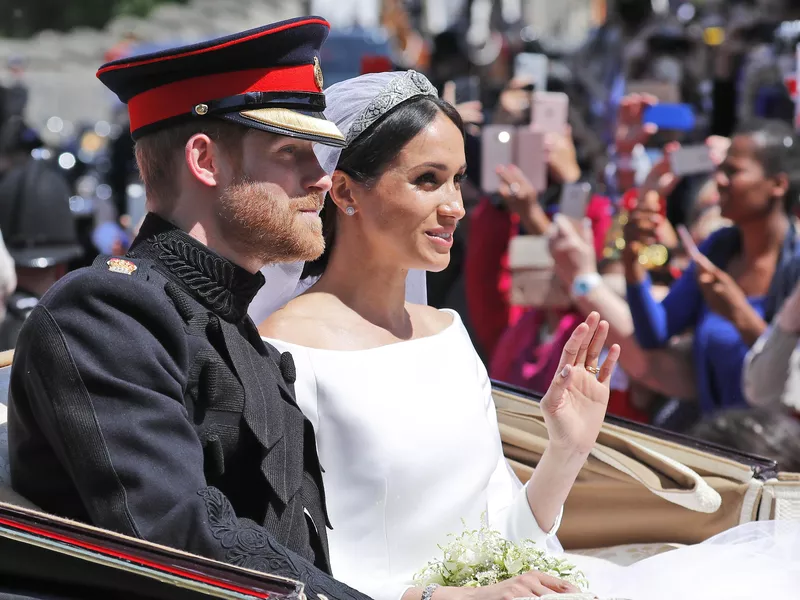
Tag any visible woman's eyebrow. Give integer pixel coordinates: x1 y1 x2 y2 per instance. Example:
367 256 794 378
412 162 468 171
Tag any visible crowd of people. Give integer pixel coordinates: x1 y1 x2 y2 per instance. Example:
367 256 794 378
0 2 800 599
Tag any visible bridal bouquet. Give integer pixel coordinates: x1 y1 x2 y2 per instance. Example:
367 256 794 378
413 516 588 590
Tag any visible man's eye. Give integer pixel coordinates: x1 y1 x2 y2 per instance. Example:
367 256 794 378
279 146 297 155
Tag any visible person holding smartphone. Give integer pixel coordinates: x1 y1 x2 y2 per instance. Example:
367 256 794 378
625 119 800 414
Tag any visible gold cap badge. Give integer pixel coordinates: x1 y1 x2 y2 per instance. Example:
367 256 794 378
107 258 137 275
313 56 324 91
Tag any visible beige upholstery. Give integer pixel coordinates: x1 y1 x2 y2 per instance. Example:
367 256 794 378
495 388 800 550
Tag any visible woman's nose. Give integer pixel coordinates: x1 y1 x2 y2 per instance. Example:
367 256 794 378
438 195 466 221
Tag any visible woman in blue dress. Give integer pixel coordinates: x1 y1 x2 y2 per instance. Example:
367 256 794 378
625 119 800 413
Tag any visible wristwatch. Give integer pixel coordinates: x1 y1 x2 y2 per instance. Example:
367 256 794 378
572 272 603 298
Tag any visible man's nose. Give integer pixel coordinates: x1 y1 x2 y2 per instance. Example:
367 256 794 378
305 162 333 195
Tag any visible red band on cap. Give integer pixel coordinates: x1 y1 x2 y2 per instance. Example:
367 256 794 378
128 64 319 133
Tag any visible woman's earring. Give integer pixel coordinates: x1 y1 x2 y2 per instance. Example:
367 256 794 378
345 206 355 216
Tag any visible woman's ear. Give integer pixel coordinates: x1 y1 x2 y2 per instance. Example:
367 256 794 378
329 170 359 214
772 172 790 200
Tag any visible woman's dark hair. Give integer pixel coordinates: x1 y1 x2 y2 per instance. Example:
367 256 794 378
735 118 800 214
689 407 800 473
302 95 465 279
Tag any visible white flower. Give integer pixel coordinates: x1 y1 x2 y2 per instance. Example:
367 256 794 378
413 513 588 590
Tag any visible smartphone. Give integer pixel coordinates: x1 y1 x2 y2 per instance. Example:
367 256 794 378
515 130 547 192
530 91 569 134
509 235 553 269
677 225 700 258
481 126 515 193
509 236 571 308
625 80 680 103
452 75 481 104
643 103 696 131
559 182 592 220
514 53 548 91
669 145 716 177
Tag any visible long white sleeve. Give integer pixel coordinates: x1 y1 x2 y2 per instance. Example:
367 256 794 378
743 325 800 411
477 352 563 552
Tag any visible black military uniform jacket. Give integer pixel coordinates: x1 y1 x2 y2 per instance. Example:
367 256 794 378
7 214 370 600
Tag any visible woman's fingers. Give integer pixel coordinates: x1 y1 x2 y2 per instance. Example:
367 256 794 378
558 322 590 371
528 582 561 597
496 165 514 185
575 311 600 366
598 343 621 387
585 319 609 371
536 572 580 594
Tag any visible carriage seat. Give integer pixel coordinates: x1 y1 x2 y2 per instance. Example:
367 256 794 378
0 361 40 510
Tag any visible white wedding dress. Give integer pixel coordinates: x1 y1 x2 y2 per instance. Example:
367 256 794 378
265 309 562 600
265 309 800 600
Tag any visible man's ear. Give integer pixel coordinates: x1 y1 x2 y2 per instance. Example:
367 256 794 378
185 133 223 188
329 170 359 214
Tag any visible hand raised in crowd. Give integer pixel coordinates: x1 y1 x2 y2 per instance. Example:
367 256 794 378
678 227 767 345
622 203 661 264
496 164 550 235
614 93 658 155
776 279 800 334
623 143 682 277
639 141 682 207
540 311 620 456
545 125 581 184
549 214 597 289
442 81 484 127
707 135 731 166
494 77 535 125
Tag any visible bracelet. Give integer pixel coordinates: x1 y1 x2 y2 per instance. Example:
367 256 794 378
421 583 440 600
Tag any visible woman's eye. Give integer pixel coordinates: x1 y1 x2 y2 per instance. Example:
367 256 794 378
454 172 467 185
414 172 438 186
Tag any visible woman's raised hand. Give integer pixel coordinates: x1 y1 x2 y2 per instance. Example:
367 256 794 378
540 312 620 456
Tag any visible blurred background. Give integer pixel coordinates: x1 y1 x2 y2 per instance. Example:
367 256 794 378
3 0 800 470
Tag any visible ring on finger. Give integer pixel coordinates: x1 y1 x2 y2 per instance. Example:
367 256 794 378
509 182 521 196
585 365 600 376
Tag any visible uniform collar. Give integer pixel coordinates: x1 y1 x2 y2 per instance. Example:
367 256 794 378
128 213 264 323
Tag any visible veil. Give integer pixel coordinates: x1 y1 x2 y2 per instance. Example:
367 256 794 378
249 71 439 325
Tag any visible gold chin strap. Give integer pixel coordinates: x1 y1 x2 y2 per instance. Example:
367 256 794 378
239 107 345 144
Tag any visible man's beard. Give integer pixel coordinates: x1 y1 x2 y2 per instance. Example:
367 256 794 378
217 175 326 266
